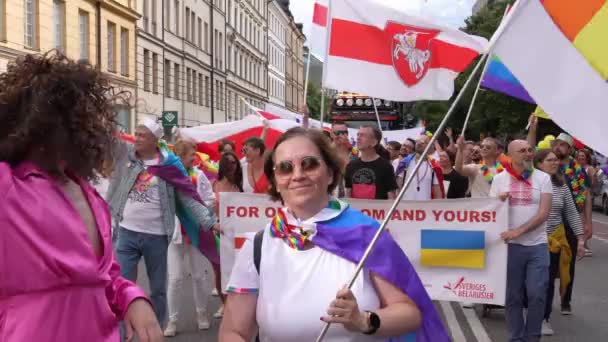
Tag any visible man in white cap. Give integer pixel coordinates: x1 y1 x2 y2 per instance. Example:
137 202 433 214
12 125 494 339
552 132 592 315
106 117 217 330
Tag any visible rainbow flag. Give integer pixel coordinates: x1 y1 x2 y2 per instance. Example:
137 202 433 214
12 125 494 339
481 56 535 104
491 0 608 156
420 230 485 269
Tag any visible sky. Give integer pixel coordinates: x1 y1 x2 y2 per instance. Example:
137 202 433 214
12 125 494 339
289 0 477 46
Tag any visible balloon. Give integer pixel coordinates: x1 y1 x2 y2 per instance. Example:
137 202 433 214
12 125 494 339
544 135 556 142
538 140 551 150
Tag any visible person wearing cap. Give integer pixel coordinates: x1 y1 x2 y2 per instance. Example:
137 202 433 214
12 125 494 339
106 117 217 329
528 117 592 315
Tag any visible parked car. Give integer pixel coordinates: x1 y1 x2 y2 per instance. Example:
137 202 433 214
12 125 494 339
592 168 608 214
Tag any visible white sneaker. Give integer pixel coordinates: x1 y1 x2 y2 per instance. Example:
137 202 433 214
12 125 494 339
211 288 219 296
542 321 554 336
462 302 475 308
163 320 177 337
213 305 224 319
197 312 211 330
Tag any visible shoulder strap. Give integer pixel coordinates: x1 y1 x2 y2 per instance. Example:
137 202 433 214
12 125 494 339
253 229 264 274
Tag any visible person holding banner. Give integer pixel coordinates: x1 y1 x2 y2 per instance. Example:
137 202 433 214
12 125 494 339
219 127 448 341
490 140 553 342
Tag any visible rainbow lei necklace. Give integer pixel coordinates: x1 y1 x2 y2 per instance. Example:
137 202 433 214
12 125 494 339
479 161 504 185
562 158 587 209
270 199 343 250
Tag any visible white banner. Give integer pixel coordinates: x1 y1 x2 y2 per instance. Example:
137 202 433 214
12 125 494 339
219 193 508 305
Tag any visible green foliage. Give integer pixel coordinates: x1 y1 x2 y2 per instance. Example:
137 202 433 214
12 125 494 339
413 0 535 141
306 82 332 122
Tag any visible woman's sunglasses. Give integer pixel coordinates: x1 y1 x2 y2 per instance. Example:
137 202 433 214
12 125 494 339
274 156 322 177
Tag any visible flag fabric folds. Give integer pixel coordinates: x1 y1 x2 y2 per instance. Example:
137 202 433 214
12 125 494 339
310 0 329 59
492 0 608 155
420 230 486 269
323 0 488 102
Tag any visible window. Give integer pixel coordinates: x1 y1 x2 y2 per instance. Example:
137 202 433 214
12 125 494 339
198 74 203 107
197 18 202 48
185 7 190 41
174 63 180 99
204 76 210 107
204 22 208 51
143 0 148 31
151 0 157 34
0 0 5 41
219 82 224 110
186 68 191 102
143 49 150 91
174 0 179 35
165 0 171 30
193 70 197 104
219 33 223 69
24 0 37 48
164 59 171 97
152 53 158 94
215 80 219 109
107 22 116 72
114 106 131 133
53 0 65 51
191 12 195 44
120 28 129 76
78 10 89 60
214 29 218 67
227 45 232 71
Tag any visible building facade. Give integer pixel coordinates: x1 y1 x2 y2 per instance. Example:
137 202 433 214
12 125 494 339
136 0 227 133
267 0 288 107
285 19 304 112
225 0 268 121
0 0 139 129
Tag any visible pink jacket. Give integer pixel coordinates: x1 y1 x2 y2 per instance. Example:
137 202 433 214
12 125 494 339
0 162 146 341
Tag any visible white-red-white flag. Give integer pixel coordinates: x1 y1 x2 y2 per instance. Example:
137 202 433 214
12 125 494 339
310 0 329 60
323 0 488 101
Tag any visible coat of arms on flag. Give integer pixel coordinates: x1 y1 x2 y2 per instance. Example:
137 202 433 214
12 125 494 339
387 23 440 87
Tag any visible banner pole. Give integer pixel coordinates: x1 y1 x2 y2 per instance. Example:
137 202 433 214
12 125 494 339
372 97 383 135
315 52 490 342
320 88 326 126
304 49 313 102
461 53 490 135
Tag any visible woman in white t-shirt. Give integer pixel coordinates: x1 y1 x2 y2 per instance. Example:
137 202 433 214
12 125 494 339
219 128 449 342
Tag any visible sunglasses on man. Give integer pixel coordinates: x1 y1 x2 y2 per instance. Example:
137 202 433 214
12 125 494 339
333 130 348 136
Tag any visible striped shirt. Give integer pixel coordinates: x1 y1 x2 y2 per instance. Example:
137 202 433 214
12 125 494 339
546 183 584 236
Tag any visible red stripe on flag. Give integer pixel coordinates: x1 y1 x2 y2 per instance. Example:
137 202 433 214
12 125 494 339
258 111 282 120
313 3 328 27
329 19 479 72
195 127 284 162
234 237 246 249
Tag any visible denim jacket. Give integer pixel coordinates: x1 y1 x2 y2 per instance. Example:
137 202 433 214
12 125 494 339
105 142 216 240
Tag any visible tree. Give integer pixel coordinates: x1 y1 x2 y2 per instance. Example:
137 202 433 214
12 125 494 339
413 0 535 141
306 82 332 122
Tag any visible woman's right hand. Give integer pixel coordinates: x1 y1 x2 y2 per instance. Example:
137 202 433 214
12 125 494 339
498 192 510 202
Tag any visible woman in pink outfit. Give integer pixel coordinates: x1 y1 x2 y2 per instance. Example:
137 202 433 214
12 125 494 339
0 52 162 342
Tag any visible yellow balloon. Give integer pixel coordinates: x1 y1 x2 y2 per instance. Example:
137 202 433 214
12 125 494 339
544 135 556 142
538 140 551 150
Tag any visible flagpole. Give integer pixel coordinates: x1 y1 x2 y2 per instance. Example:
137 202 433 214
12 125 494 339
315 52 490 342
460 53 490 135
461 5 511 135
372 97 383 134
320 88 326 126
304 49 313 104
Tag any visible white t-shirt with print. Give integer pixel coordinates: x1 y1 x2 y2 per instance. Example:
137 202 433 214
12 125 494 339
121 158 165 235
489 169 552 246
463 164 496 198
400 159 439 201
227 207 383 342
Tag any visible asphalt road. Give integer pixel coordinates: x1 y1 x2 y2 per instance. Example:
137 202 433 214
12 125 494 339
135 211 608 341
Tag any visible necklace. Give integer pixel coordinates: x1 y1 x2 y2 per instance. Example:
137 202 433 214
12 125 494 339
415 160 430 192
562 158 587 208
479 160 504 185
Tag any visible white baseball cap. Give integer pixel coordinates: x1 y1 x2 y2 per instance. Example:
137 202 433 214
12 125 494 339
556 133 574 147
140 117 163 139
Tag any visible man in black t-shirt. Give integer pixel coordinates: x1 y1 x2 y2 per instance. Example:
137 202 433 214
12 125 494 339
345 126 397 200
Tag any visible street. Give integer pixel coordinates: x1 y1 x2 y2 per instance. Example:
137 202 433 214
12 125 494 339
136 211 608 341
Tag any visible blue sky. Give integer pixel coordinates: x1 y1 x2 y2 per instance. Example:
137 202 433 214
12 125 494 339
290 0 477 45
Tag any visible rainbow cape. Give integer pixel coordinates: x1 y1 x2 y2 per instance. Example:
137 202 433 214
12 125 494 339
307 203 449 342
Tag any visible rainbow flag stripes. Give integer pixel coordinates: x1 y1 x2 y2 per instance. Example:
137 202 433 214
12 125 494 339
420 230 486 269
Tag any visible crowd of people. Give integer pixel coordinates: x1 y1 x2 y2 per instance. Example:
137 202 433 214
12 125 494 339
0 52 600 342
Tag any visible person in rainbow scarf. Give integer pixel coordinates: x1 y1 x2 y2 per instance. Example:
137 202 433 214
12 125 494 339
106 118 218 330
456 135 505 198
490 140 553 342
220 127 448 342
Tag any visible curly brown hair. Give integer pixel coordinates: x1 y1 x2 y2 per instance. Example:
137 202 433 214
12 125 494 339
0 51 127 181
264 127 344 202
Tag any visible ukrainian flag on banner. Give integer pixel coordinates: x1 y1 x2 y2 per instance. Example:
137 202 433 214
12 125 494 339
420 230 485 269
